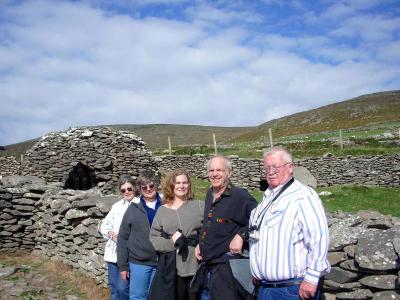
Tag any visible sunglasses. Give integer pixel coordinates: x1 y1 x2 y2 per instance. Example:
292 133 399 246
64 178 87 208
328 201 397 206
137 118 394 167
141 183 155 191
120 187 133 193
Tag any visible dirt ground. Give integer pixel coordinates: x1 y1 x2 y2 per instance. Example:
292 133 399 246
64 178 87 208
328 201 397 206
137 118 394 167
0 251 109 300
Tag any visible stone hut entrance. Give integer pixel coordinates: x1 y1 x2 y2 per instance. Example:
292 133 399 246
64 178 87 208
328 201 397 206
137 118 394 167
64 162 96 190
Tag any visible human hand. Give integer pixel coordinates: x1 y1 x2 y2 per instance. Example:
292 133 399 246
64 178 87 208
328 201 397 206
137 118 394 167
194 244 203 260
108 231 118 242
229 234 243 255
299 281 317 299
120 271 129 281
172 231 182 244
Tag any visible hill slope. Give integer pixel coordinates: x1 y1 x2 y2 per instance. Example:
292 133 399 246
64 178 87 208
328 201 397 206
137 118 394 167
234 90 400 142
2 90 399 157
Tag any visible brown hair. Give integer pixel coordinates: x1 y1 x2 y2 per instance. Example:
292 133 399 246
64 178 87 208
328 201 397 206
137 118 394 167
162 169 194 205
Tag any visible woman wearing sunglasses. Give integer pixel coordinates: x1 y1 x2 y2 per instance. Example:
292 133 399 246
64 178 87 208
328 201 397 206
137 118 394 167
117 169 162 300
100 174 139 300
149 169 204 300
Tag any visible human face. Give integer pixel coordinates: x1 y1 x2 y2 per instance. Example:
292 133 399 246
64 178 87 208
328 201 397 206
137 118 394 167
174 174 189 200
208 157 231 192
264 152 294 189
120 182 134 201
141 182 157 201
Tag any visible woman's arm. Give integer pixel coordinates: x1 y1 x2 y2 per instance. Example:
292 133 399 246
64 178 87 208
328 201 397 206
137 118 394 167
149 210 176 252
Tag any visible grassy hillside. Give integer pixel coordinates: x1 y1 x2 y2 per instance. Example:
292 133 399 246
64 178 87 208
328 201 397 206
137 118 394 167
234 90 400 142
2 90 399 158
107 124 253 147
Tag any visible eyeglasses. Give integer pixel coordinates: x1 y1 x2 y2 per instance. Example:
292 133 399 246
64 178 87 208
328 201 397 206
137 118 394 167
265 162 291 174
141 183 155 191
120 187 133 193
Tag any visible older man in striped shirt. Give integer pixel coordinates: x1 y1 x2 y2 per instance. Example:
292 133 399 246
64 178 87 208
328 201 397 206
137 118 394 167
249 146 330 300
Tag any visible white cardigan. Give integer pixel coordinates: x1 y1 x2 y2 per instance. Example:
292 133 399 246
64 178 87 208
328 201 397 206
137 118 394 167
100 197 140 263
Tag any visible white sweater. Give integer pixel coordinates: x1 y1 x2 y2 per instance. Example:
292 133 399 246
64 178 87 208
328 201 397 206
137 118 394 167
100 197 140 263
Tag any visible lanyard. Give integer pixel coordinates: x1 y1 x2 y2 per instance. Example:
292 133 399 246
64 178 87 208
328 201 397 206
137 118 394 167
251 177 294 231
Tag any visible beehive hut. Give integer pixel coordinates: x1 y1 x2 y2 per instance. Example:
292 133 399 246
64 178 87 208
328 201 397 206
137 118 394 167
20 126 158 190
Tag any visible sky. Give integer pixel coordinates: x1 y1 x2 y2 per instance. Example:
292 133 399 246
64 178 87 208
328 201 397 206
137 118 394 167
1 0 399 145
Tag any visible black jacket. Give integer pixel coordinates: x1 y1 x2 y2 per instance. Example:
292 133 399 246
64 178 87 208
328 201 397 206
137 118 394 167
117 202 158 272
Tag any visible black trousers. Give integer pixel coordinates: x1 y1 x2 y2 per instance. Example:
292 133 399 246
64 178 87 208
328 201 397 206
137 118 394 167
176 275 198 300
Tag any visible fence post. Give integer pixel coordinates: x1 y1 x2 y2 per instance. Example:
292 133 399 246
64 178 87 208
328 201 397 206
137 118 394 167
268 128 273 148
339 129 343 150
20 154 24 163
168 136 172 155
212 133 217 155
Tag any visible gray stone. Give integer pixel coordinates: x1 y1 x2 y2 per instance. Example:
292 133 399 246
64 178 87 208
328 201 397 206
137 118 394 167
344 245 357 258
1 175 46 187
0 266 18 278
393 237 400 255
336 289 374 300
329 252 348 266
372 291 400 300
65 209 89 220
294 166 318 188
324 267 360 284
355 227 400 271
322 280 363 292
359 275 398 290
11 198 36 205
96 196 119 213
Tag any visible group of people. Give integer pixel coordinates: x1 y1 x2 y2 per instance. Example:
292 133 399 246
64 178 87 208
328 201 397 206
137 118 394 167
100 146 331 300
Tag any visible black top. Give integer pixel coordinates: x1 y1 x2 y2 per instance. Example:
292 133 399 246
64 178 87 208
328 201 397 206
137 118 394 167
199 184 257 262
117 201 159 272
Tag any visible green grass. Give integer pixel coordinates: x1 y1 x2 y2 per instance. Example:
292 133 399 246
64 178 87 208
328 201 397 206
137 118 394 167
190 177 400 217
317 185 400 216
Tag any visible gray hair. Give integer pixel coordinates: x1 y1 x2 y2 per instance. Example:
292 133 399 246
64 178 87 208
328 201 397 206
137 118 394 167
263 146 293 163
138 169 160 187
207 155 232 173
117 174 138 196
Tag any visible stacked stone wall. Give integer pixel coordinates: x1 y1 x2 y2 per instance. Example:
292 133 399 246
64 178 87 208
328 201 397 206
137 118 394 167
156 154 400 188
20 127 158 190
0 156 21 177
1 177 399 299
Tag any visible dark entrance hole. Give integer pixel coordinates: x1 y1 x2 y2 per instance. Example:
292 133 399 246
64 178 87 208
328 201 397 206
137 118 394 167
65 162 96 190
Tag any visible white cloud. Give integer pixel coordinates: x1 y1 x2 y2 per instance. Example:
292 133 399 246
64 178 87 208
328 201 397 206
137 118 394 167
0 0 399 145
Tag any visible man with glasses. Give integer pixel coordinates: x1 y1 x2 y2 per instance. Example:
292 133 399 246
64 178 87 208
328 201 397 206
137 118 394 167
249 146 330 300
193 155 257 299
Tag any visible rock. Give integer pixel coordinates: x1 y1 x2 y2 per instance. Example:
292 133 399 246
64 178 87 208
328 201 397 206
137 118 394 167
95 196 119 213
294 166 317 188
319 191 332 196
322 280 363 292
65 209 89 220
329 252 348 266
372 291 400 300
1 175 46 187
336 289 374 300
0 266 17 278
359 275 398 290
324 267 360 284
344 245 357 258
355 227 400 271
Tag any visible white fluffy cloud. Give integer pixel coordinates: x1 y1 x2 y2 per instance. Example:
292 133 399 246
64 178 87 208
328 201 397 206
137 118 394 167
0 0 399 145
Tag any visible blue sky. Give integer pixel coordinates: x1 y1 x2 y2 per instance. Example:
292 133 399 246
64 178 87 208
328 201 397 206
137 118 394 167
1 0 399 145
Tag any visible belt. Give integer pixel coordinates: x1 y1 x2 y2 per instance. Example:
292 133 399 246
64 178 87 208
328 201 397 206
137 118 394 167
260 279 303 288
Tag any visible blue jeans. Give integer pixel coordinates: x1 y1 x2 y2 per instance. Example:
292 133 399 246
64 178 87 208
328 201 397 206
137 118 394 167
128 263 156 300
107 262 129 300
258 283 320 300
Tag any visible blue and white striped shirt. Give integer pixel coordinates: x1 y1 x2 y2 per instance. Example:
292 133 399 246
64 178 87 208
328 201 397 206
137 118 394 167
249 179 330 284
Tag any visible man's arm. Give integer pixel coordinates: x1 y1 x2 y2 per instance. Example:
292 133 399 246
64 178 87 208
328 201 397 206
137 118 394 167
298 188 330 290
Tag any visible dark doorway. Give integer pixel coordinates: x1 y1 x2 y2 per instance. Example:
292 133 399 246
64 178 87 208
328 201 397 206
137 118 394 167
65 162 96 190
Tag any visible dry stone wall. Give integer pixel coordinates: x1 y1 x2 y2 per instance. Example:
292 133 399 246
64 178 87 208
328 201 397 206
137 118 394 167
1 176 399 299
0 156 21 177
20 126 158 191
156 154 400 188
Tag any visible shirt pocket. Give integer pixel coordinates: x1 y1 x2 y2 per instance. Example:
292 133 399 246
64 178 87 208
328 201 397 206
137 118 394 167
263 209 284 228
